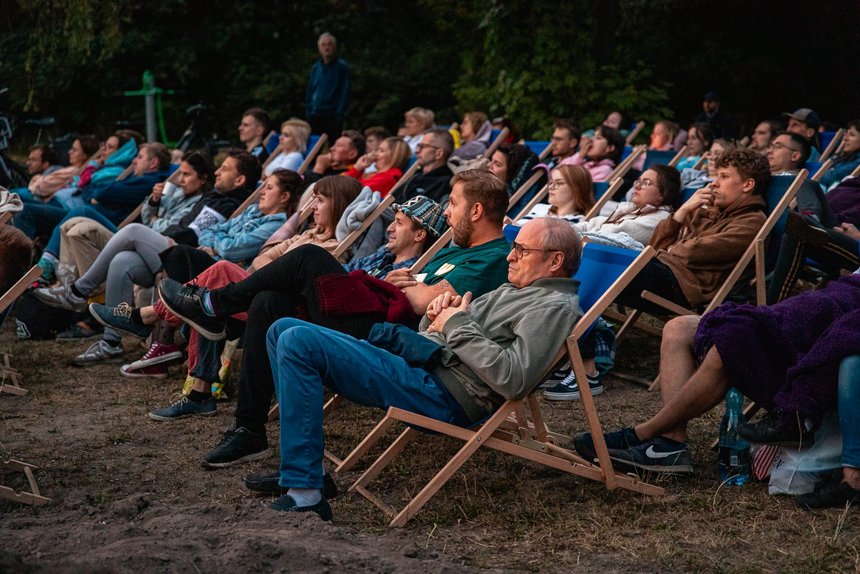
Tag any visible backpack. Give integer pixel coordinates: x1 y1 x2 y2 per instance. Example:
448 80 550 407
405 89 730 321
14 291 75 340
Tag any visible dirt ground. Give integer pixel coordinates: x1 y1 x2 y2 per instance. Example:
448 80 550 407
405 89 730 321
1 323 858 573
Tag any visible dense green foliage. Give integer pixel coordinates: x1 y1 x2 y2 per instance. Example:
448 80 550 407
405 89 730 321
0 0 857 146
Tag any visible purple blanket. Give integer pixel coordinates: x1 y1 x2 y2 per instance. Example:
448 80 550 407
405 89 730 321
827 176 860 226
695 274 860 426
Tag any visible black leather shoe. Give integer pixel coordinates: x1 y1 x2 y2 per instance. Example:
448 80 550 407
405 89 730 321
269 494 332 521
738 410 814 448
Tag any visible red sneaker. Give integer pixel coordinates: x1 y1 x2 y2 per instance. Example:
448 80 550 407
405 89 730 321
128 342 183 370
120 363 169 378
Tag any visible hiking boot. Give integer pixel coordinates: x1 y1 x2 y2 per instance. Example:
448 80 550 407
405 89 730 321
202 427 271 469
56 320 103 342
573 427 642 462
148 395 217 421
120 363 169 378
540 362 571 389
738 409 815 448
33 283 88 312
158 278 225 341
542 370 603 401
126 342 184 370
89 302 152 339
70 340 124 366
608 436 694 475
796 479 860 510
244 471 339 499
268 494 332 521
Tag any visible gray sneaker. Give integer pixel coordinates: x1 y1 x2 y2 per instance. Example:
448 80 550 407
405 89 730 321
89 302 152 339
70 340 124 366
149 395 217 421
33 283 88 312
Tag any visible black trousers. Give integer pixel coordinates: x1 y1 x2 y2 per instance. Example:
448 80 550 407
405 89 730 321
615 258 691 315
210 244 383 434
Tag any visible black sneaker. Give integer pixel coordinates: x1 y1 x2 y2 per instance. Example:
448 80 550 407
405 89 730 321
202 427 271 469
158 278 226 341
89 302 152 339
796 479 860 510
244 471 339 499
738 409 815 448
269 494 332 521
607 436 694 475
573 427 642 462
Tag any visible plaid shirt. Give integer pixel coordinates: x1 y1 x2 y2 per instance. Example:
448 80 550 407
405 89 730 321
343 247 417 279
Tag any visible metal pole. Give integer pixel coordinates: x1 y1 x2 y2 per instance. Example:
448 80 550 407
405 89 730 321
143 71 157 142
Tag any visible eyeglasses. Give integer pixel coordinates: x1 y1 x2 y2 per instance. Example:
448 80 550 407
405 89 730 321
768 141 801 152
633 178 657 188
416 143 439 151
547 179 567 189
511 241 558 259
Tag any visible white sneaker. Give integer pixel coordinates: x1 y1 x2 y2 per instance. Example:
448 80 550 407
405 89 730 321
71 340 124 367
33 284 88 312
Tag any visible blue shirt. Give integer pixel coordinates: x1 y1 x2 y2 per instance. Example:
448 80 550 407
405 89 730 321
343 246 416 278
306 57 350 117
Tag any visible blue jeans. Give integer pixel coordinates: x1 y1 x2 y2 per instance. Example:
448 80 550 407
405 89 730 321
839 355 860 469
14 200 67 240
267 317 470 489
44 205 116 256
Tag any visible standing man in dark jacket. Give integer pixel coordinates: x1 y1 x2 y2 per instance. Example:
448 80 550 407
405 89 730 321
306 32 350 143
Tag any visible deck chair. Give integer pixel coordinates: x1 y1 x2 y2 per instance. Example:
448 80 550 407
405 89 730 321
668 146 688 167
523 141 548 157
642 149 679 170
0 211 12 226
0 265 43 396
482 127 509 159
818 129 843 163
809 159 833 183
332 193 397 260
582 178 626 221
626 121 645 144
346 242 663 527
0 459 50 506
612 172 807 389
608 145 645 181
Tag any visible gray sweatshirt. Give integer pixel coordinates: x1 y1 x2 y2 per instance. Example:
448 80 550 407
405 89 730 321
420 277 582 421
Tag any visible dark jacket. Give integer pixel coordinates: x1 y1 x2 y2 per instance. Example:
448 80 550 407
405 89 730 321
88 170 170 223
394 164 454 204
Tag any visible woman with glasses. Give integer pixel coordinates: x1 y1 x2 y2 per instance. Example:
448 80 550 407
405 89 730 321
516 164 594 224
576 165 682 249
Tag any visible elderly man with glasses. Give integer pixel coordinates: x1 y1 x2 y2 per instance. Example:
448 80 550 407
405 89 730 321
260 216 583 520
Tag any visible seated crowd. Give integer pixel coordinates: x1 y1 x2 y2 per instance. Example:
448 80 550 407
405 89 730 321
2 94 859 522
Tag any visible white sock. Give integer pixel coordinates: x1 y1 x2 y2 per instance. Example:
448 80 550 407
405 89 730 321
287 488 321 507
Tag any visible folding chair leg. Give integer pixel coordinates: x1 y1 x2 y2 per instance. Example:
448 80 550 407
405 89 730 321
387 403 517 527
615 308 643 342
648 374 661 392
0 459 50 506
0 352 27 396
335 415 397 474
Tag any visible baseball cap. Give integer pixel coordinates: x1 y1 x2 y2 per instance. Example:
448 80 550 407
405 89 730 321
703 91 720 102
392 195 446 238
782 108 821 130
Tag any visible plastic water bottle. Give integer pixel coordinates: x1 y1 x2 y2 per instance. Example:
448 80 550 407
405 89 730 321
718 387 750 485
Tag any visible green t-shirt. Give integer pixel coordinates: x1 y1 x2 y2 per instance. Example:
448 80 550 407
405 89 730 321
420 236 511 298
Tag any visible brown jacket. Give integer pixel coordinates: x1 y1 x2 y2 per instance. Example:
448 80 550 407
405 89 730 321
650 193 766 306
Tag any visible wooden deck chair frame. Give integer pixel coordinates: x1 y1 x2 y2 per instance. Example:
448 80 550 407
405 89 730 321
506 173 545 213
852 162 860 179
0 211 13 225
810 159 833 183
583 178 625 221
611 171 807 390
332 193 397 260
230 134 330 220
0 265 43 397
481 127 509 159
626 121 645 144
608 145 646 182
0 459 50 506
345 246 663 527
818 128 844 163
537 142 553 160
511 184 549 221
668 145 688 167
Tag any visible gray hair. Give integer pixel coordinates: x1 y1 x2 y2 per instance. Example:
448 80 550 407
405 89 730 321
318 32 336 46
540 218 582 276
427 127 454 158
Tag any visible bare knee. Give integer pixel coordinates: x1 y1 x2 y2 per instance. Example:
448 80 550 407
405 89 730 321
661 315 701 352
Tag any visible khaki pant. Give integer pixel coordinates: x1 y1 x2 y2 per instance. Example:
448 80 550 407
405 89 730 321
59 217 115 279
